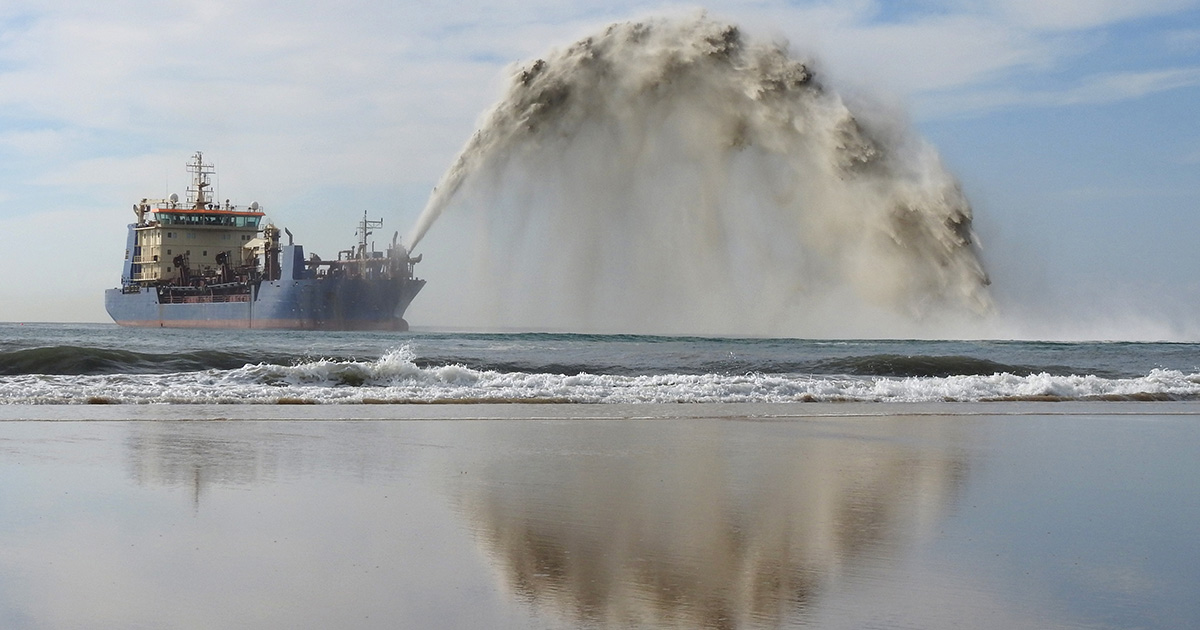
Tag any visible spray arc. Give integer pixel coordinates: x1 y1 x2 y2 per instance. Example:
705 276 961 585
404 15 991 335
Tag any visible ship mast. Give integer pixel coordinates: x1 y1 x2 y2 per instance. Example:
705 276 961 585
185 151 215 210
356 211 384 259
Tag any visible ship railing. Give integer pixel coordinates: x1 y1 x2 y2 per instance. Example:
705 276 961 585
160 294 251 304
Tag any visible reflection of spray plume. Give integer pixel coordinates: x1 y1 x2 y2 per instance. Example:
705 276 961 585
404 14 992 335
455 422 968 628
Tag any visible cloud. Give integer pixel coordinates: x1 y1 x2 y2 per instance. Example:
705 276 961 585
2 0 1199 323
805 13 1059 93
1 1 1195 155
917 65 1200 116
698 2 1200 111
1165 27 1200 53
986 0 1200 31
1055 66 1200 103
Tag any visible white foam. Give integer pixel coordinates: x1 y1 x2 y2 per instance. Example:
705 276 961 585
3 350 1198 404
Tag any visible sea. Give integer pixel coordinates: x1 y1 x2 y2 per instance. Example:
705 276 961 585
2 322 1198 404
5 322 1200 629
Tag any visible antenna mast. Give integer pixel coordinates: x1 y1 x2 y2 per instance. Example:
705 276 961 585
185 151 215 210
357 211 384 259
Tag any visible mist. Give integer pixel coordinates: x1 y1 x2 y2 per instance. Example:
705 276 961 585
404 14 995 337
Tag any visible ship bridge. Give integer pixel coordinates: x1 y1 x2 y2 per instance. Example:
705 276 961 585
126 152 266 285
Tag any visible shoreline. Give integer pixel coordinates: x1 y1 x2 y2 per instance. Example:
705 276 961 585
3 400 1200 421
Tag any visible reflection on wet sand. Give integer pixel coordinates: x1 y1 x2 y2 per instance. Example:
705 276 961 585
126 423 267 507
123 421 417 506
453 420 968 629
5 409 1194 629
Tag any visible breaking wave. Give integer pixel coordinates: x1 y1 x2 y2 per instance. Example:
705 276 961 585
3 345 1197 404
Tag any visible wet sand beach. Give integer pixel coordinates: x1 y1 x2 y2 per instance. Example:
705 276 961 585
2 402 1197 629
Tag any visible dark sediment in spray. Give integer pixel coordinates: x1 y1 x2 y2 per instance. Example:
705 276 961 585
404 14 992 336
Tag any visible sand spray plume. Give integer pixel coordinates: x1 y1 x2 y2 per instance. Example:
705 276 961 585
402 14 993 335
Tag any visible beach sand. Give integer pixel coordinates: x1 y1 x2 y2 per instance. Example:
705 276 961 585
2 402 1197 629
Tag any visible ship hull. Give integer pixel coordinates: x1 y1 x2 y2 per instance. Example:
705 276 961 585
107 155 425 331
105 275 425 331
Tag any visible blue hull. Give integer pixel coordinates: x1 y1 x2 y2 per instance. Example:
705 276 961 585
105 277 424 330
106 244 424 330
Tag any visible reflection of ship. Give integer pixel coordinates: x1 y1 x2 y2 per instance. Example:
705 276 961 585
105 152 424 330
454 422 968 629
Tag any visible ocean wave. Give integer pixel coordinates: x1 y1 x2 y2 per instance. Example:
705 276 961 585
0 339 1144 382
2 346 1198 404
812 354 1063 378
0 345 300 376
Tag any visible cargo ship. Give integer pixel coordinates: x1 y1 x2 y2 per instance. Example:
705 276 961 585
105 152 424 330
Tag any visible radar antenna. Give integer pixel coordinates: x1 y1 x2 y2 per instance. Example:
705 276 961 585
185 151 215 210
356 211 384 259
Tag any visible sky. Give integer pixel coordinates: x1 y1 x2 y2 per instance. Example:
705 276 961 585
1 0 1199 339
